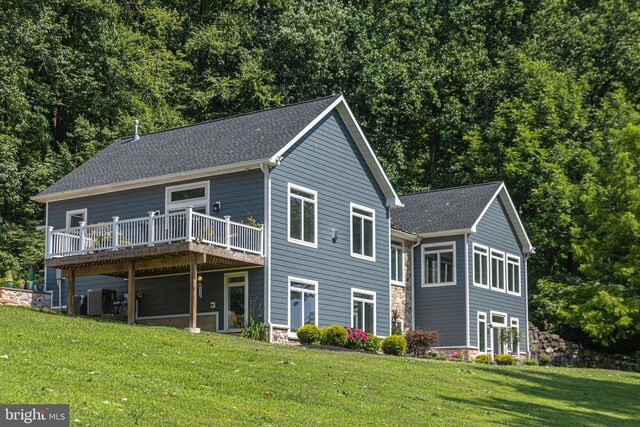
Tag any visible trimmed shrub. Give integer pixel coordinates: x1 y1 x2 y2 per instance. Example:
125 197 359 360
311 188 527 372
296 323 321 344
523 359 538 366
474 354 491 364
363 334 382 353
320 325 347 347
404 328 440 358
381 335 407 356
434 355 447 361
495 354 515 365
345 327 368 350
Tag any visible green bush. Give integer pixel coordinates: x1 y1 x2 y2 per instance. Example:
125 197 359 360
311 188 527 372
495 354 515 365
434 355 447 361
381 335 407 356
363 334 382 353
539 355 552 365
320 325 347 347
296 323 321 344
474 354 491 364
523 359 538 366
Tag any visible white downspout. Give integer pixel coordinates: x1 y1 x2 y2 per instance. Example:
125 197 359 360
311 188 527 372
524 253 530 357
410 240 420 330
260 163 272 342
465 233 470 348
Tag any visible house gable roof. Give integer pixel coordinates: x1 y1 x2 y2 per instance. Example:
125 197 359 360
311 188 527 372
33 95 401 207
392 182 533 253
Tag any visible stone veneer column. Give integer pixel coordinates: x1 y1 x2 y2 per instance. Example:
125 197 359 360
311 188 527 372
390 240 414 332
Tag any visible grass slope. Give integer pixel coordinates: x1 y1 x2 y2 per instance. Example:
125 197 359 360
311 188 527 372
0 307 638 426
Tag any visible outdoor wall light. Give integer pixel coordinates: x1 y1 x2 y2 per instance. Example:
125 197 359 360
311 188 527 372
331 228 338 242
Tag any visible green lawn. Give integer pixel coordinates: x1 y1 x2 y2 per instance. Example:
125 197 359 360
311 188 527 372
0 306 638 426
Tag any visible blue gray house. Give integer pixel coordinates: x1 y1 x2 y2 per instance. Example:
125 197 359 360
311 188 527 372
33 95 402 341
34 95 532 358
391 182 533 358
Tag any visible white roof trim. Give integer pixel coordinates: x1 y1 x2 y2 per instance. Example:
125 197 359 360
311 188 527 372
391 228 419 242
31 159 271 203
470 183 534 253
417 228 472 238
270 95 403 208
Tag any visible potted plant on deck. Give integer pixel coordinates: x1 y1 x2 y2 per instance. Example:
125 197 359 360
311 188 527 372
4 271 14 288
23 262 39 291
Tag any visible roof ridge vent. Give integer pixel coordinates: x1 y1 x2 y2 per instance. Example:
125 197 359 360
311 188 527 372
133 120 140 141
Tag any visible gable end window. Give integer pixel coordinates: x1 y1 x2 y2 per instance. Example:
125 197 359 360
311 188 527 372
473 244 489 288
165 181 210 215
490 249 505 292
391 242 404 284
350 203 375 260
507 255 521 295
288 183 317 247
66 209 87 228
422 242 455 286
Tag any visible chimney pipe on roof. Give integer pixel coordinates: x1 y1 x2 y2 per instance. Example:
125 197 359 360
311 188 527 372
133 120 140 141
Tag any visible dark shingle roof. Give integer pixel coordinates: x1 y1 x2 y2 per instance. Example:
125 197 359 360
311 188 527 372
392 182 503 234
38 95 341 196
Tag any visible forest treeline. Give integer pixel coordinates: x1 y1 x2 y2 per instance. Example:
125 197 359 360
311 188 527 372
0 0 638 352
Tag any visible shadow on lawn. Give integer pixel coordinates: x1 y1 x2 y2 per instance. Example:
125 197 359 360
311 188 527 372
440 366 640 426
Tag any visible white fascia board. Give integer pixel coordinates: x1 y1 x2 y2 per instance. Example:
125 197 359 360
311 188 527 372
391 228 419 242
470 183 534 254
417 229 472 239
270 95 403 208
31 159 272 203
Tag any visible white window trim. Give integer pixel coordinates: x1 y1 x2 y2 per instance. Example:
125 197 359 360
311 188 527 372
287 183 318 248
165 181 210 215
506 254 522 296
287 277 319 337
391 242 405 285
510 317 520 354
65 208 87 228
490 249 506 293
472 243 490 289
421 241 456 287
393 319 404 333
477 311 488 354
350 288 376 335
489 310 508 352
223 271 248 332
350 203 376 261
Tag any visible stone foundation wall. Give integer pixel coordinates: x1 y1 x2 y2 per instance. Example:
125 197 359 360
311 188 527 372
271 325 290 344
529 323 638 371
391 240 414 332
0 288 51 310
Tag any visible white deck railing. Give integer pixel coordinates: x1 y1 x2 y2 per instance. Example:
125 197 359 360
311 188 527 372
46 208 264 258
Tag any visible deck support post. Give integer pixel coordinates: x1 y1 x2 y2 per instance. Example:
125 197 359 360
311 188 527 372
185 253 200 333
127 262 135 325
66 269 75 315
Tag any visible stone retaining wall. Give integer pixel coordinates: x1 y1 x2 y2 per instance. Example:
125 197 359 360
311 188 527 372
0 288 51 310
529 322 638 371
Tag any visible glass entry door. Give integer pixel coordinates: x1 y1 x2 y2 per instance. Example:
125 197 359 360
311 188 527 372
224 272 248 331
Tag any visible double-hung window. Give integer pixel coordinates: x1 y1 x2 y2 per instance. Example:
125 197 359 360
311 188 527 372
490 249 505 291
289 278 318 332
351 289 375 333
391 242 404 284
288 184 317 247
165 181 210 214
477 312 487 353
351 204 375 260
473 244 489 288
422 243 455 286
506 255 521 295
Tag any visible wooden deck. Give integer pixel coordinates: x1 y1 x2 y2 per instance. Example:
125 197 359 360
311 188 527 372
47 242 264 331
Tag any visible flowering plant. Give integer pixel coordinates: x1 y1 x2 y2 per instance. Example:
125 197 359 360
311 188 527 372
344 327 369 350
450 351 463 360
